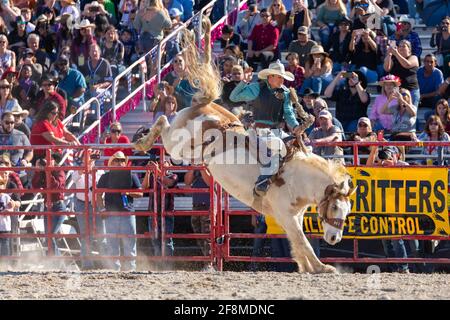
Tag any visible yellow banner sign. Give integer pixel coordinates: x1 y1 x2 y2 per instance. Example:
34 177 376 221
304 167 450 239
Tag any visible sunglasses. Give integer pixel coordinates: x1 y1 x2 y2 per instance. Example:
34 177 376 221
3 121 15 125
113 158 126 163
430 123 439 126
0 161 10 166
0 41 6 44
260 14 270 17
0 86 10 89
111 129 121 134
273 4 280 6
173 59 183 63
358 123 368 127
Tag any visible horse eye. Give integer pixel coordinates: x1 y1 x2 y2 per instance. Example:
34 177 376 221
332 205 338 211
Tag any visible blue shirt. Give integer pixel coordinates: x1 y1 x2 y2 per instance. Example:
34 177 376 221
229 81 299 129
417 67 444 95
179 0 194 21
58 68 87 103
167 0 185 21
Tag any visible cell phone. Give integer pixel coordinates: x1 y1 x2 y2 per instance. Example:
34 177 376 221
343 72 353 78
90 6 99 12
388 40 396 48
392 87 399 94
90 153 100 160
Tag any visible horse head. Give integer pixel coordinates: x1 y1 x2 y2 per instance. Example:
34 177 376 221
318 177 356 245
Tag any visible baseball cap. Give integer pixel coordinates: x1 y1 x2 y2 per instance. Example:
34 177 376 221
169 8 182 17
297 26 308 34
357 117 371 126
318 110 332 120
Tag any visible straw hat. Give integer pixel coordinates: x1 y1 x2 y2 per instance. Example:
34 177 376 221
75 19 96 29
378 74 401 87
107 151 128 167
258 60 295 81
309 45 329 57
11 104 29 117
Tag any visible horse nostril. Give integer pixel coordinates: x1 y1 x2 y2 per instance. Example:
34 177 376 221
330 235 336 242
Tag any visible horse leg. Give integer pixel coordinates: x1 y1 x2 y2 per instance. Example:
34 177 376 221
133 115 170 152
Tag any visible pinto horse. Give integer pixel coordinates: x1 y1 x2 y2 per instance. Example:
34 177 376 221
134 100 355 273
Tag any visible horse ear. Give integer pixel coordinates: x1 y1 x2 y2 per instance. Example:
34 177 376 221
346 179 357 196
324 184 337 197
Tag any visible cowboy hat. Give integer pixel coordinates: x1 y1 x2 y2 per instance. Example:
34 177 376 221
11 104 29 117
107 151 128 167
258 60 295 81
0 68 18 80
75 19 96 29
59 0 76 4
377 74 401 86
398 14 414 28
309 45 329 57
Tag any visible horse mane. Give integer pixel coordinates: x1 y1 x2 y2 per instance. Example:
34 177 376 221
180 16 222 106
292 152 349 184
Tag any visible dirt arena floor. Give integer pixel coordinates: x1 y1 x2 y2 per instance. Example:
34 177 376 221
0 270 449 300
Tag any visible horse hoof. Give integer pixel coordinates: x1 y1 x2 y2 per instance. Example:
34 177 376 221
321 264 338 274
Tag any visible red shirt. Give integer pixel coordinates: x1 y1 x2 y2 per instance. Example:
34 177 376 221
35 92 68 121
103 135 133 165
285 65 305 90
30 119 65 157
248 23 279 52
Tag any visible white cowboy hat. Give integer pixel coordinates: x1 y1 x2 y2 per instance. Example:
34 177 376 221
75 19 96 29
107 151 128 167
398 15 414 28
258 60 295 82
309 45 329 57
10 104 29 117
59 0 76 4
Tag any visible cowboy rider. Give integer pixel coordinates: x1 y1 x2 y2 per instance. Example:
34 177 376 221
230 60 304 196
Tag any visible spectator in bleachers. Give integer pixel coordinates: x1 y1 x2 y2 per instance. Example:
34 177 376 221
79 43 113 99
82 1 112 23
280 0 311 51
324 70 370 132
20 7 35 34
150 81 170 118
268 0 287 34
27 34 51 73
300 45 333 94
306 109 344 160
0 16 7 35
54 55 87 116
101 121 133 165
100 26 125 77
0 35 16 79
235 0 261 51
0 112 30 165
12 64 39 111
221 65 248 111
434 99 450 133
370 75 402 132
7 16 29 57
287 26 317 68
11 105 30 138
55 14 75 53
389 15 422 59
212 25 242 54
30 101 80 160
246 8 280 71
0 79 20 119
326 17 352 73
162 53 193 110
349 29 379 84
34 15 57 58
120 28 137 66
348 116 377 164
59 0 81 22
0 1 20 33
163 0 184 20
311 97 345 136
349 0 371 30
384 39 420 107
220 56 237 80
284 52 305 91
169 8 183 27
430 17 450 77
380 87 417 140
222 45 249 70
33 73 67 121
19 49 43 84
417 54 444 111
71 19 98 69
316 0 347 48
299 88 319 116
134 0 172 53
31 151 67 258
161 94 178 123
118 0 139 28
418 115 450 164
97 151 143 271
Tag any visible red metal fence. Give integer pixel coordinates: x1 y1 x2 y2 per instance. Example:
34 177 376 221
0 142 449 270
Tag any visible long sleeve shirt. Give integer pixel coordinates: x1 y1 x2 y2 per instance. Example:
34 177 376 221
32 169 66 203
229 81 299 129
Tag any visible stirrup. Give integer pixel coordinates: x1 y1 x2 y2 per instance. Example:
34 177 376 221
254 178 271 197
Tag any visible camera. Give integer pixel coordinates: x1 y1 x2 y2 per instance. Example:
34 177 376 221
38 158 47 167
90 6 99 13
343 72 353 78
90 153 100 160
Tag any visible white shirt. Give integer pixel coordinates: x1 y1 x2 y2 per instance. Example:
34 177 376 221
72 169 104 202
0 193 12 232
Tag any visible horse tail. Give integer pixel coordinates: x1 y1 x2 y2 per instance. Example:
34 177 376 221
180 16 221 106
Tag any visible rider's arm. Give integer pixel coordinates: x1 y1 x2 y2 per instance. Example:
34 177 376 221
229 81 260 103
283 92 300 130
